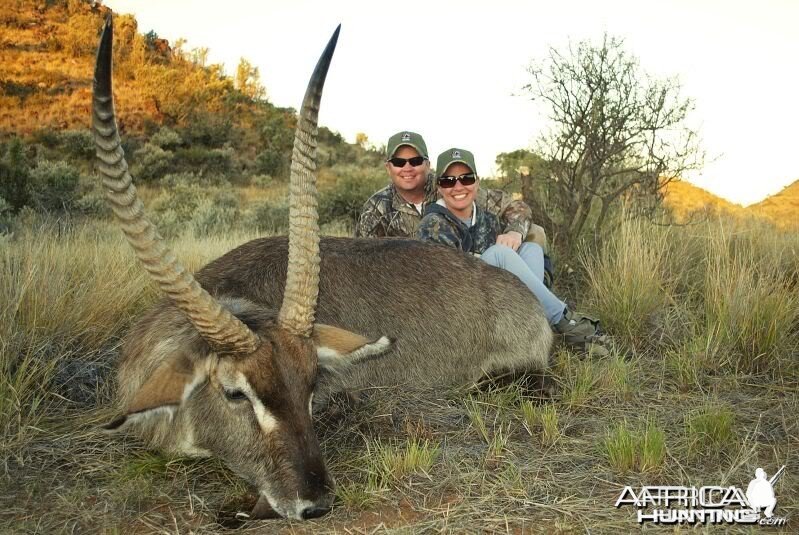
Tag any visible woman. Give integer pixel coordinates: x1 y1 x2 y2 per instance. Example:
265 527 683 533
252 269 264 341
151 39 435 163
418 147 607 355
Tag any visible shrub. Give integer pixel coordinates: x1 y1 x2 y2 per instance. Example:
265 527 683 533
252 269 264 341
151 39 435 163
131 143 174 182
251 200 289 234
181 113 235 148
254 148 286 177
318 165 386 225
248 174 274 188
149 127 183 150
60 130 95 160
62 9 102 57
0 138 31 212
74 188 110 218
174 146 234 178
28 160 81 213
150 182 204 237
191 189 240 236
0 196 12 234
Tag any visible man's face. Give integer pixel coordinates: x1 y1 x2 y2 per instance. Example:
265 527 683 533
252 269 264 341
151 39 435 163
438 162 478 215
385 145 429 197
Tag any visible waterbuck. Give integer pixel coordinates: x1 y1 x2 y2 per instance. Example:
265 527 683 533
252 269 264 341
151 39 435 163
95 17 551 520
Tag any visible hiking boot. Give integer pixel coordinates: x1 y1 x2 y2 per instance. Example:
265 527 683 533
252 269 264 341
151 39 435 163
553 308 609 356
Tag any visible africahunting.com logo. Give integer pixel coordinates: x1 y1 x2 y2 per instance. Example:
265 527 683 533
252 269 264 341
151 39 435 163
615 466 787 526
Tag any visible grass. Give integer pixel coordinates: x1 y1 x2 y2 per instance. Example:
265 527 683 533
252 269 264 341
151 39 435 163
603 419 666 474
580 216 673 347
1 210 797 532
521 401 560 446
686 402 735 455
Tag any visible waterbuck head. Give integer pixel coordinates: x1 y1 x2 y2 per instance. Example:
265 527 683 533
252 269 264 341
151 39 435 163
93 18 391 520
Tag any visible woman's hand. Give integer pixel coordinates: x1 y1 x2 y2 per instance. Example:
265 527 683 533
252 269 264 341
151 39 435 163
495 231 523 251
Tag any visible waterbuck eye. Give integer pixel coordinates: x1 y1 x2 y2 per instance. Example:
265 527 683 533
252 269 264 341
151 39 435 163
223 388 247 402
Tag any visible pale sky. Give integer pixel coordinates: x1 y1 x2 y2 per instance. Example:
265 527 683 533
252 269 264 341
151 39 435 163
104 0 799 206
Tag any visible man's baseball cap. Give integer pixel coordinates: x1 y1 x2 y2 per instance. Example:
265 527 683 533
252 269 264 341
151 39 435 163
386 131 428 160
436 148 478 177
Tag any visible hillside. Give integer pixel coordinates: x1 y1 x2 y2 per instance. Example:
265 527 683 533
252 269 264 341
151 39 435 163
662 180 744 221
0 0 378 169
663 179 799 229
750 179 799 229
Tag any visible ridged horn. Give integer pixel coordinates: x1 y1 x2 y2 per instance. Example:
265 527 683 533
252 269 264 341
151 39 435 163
92 17 259 356
277 25 340 337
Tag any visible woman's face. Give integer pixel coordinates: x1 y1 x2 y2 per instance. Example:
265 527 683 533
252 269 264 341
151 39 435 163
438 162 478 217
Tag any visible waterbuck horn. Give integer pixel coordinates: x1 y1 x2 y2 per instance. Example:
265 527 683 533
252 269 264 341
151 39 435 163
277 25 340 337
92 16 260 356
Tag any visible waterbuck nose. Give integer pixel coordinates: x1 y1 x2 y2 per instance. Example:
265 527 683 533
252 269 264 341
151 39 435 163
300 504 331 519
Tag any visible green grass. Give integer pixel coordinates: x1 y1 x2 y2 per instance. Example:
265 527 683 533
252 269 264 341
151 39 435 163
366 437 441 488
603 419 666 474
521 401 560 446
686 402 735 454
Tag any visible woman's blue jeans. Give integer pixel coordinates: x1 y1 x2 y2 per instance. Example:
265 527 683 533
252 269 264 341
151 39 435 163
481 242 565 325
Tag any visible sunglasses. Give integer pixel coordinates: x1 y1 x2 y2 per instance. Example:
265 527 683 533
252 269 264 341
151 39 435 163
438 173 477 188
388 156 427 168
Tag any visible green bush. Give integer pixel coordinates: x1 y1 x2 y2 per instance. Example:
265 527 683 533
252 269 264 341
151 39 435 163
28 160 81 213
251 200 289 234
74 188 111 217
152 182 203 220
149 127 183 150
60 130 95 160
248 174 274 188
318 165 386 225
191 189 240 236
0 137 31 212
254 148 286 177
131 143 174 182
174 146 234 178
31 129 61 148
0 195 12 234
182 113 235 148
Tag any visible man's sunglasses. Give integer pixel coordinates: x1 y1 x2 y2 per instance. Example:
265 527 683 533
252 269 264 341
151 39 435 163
438 173 477 188
388 156 427 168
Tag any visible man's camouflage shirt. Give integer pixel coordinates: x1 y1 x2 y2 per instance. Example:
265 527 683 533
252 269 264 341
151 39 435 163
354 175 532 239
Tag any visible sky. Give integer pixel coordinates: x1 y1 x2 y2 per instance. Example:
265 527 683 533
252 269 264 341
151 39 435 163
103 0 799 206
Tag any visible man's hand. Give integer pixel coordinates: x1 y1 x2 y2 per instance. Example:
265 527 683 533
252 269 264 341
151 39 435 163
495 231 523 251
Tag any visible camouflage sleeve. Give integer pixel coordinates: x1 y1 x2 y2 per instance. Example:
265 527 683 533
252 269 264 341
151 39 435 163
355 198 387 238
481 189 533 237
417 214 463 251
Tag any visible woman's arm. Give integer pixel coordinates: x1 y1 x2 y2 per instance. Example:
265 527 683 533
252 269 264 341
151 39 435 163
417 213 463 250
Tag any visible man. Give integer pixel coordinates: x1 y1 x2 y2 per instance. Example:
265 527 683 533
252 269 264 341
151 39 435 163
355 131 540 254
417 147 608 356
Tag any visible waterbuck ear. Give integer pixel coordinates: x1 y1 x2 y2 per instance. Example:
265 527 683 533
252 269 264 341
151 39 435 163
102 356 204 431
312 324 393 372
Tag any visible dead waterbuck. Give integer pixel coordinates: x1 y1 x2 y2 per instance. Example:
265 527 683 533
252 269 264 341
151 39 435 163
94 16 552 520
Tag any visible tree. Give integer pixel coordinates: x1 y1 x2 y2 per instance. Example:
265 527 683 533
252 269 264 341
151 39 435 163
524 34 703 248
235 57 266 101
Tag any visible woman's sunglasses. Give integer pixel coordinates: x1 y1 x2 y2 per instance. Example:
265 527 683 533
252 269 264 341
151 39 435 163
438 173 477 188
388 156 427 168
